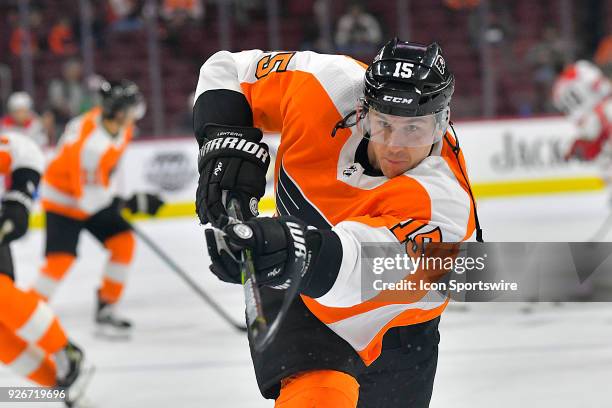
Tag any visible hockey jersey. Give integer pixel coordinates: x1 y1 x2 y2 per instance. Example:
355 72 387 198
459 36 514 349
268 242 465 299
0 130 44 178
553 61 612 162
195 50 477 365
41 107 133 219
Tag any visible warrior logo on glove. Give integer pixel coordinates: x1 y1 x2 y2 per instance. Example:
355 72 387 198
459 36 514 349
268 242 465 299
196 124 271 226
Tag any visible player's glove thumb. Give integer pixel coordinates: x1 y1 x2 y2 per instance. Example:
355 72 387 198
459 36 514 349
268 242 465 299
205 216 316 289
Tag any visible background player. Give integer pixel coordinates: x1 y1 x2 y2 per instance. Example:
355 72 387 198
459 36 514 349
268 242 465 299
553 60 612 181
194 39 480 407
0 92 48 147
30 80 164 335
0 131 92 407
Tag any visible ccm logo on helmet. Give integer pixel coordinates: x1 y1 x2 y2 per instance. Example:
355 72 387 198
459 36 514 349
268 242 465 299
383 95 413 104
202 137 269 164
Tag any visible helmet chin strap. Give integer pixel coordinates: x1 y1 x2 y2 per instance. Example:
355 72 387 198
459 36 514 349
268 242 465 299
331 110 358 138
444 122 484 243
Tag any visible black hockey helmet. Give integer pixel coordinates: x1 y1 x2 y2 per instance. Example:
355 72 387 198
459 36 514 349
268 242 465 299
100 79 145 120
364 38 454 117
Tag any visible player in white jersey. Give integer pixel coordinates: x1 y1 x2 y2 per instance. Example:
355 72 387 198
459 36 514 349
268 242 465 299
553 60 612 185
0 92 48 147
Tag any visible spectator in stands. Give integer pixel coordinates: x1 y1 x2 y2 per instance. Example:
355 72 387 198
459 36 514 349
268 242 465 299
161 0 204 21
106 0 144 32
8 6 45 57
48 17 78 56
9 25 38 57
47 58 90 130
526 26 567 113
0 92 48 147
335 0 382 58
594 32 612 76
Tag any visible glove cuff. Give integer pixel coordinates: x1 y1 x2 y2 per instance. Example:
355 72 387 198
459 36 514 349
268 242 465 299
3 191 32 214
300 229 343 298
202 124 263 143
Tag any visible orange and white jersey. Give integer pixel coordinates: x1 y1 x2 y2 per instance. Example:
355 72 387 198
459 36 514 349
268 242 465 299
41 107 133 219
196 50 477 365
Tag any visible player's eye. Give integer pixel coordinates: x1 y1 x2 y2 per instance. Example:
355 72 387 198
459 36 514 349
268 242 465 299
403 124 421 133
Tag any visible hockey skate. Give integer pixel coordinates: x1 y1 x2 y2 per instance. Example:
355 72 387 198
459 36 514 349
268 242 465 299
95 291 132 339
55 342 95 408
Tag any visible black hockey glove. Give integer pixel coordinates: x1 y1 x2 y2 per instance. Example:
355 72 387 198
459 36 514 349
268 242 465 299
125 193 165 216
0 167 40 245
205 216 317 289
0 200 29 245
196 124 270 227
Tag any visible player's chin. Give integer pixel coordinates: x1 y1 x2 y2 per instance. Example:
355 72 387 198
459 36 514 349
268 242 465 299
381 160 412 178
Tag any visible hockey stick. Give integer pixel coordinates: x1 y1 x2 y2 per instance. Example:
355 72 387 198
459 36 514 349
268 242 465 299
226 199 305 352
131 224 247 332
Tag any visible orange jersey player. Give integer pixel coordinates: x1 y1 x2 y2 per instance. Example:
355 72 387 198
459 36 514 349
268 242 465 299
194 38 482 407
0 131 93 407
30 80 163 336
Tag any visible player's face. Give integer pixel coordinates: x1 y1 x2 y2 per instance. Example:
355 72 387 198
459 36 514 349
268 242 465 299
11 108 32 125
363 109 439 177
367 137 432 178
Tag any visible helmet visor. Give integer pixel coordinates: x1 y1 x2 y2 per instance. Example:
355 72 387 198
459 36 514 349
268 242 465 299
358 108 447 147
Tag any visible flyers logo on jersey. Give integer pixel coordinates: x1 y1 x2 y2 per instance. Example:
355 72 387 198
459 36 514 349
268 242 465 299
255 52 296 79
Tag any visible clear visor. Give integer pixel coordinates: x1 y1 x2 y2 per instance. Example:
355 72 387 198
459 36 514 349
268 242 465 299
358 107 447 147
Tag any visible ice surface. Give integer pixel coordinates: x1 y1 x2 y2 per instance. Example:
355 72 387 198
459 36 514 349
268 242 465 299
1 191 611 407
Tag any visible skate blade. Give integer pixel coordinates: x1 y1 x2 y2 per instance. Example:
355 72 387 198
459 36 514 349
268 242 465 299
93 324 132 341
65 362 95 407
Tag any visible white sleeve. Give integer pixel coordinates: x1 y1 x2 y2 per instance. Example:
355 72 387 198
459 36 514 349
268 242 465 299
194 49 266 103
315 220 398 308
3 132 45 174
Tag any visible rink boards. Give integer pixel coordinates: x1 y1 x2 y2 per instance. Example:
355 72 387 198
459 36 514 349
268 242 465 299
27 116 604 226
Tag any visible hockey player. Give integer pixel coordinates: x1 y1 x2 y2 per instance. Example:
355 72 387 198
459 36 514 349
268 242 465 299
0 92 48 147
553 60 612 173
30 80 164 334
0 131 92 407
194 38 480 407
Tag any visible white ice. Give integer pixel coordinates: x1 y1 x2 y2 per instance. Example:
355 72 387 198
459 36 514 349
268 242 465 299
1 191 611 407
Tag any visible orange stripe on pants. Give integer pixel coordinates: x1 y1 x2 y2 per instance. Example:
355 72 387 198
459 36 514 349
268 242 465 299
0 275 68 354
0 324 57 387
99 231 135 304
275 370 359 408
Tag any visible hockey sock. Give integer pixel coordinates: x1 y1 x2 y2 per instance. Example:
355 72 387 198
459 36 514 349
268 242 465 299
31 253 76 301
275 370 359 408
0 323 57 387
99 231 135 304
0 275 69 354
